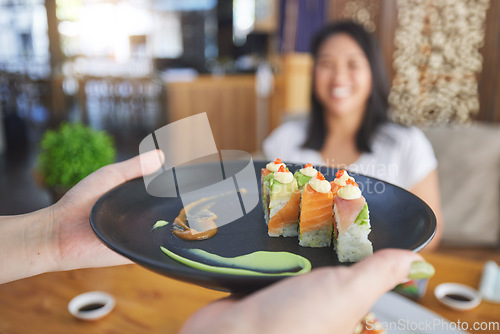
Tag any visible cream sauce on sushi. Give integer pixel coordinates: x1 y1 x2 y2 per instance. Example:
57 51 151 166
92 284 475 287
337 184 361 200
299 163 318 177
336 176 361 200
309 172 331 193
266 158 285 172
160 247 311 276
274 165 294 184
333 169 355 187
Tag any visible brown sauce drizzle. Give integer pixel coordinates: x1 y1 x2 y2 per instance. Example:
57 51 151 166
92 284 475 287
171 189 247 241
173 208 218 241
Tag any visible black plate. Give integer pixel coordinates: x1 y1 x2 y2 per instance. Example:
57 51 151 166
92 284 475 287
90 161 436 293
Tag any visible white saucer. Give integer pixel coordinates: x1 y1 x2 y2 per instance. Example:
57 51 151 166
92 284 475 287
68 291 116 320
434 283 481 311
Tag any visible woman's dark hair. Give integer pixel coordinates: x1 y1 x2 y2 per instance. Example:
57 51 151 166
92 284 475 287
302 20 390 153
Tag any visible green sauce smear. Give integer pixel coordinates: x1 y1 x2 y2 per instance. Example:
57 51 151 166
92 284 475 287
161 247 311 277
151 220 169 230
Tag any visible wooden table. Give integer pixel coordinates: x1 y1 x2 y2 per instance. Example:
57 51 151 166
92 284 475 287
0 265 227 333
418 253 500 333
0 252 498 333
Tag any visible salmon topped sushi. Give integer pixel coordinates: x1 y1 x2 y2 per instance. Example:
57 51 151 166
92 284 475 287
299 172 334 247
293 163 318 189
332 173 373 262
263 164 300 237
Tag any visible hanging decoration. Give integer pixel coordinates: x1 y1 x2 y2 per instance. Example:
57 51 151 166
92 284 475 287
342 0 380 32
389 0 490 126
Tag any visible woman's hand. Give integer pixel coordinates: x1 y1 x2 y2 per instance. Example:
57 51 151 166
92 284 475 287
181 249 422 334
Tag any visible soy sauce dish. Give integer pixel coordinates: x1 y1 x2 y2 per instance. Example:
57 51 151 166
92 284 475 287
68 291 115 320
434 283 482 311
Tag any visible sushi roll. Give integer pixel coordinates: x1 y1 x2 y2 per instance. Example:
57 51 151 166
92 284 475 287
329 169 355 238
263 164 300 237
261 158 285 216
333 176 373 263
298 172 334 247
293 163 318 189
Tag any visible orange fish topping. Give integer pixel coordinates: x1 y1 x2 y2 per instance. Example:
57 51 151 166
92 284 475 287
346 178 358 187
335 170 345 179
277 165 287 173
274 158 282 164
304 163 313 168
316 172 326 180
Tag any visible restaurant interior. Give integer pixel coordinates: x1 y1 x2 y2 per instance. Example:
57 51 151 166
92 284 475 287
1 0 500 333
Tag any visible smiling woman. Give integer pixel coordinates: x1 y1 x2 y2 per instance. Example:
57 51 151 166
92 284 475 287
263 20 443 250
313 34 373 120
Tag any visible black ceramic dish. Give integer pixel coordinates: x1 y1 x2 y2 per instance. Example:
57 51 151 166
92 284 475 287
90 161 436 293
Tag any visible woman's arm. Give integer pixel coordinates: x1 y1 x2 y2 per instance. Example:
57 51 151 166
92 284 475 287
0 150 163 284
410 168 443 251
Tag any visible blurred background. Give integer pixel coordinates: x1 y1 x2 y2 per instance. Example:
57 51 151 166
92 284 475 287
0 0 499 217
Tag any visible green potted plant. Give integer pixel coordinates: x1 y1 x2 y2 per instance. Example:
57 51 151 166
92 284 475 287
36 122 116 201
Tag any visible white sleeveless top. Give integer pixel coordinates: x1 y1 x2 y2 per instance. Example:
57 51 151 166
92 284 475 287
263 119 437 190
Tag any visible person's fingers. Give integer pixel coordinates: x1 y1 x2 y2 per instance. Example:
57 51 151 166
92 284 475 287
139 148 165 178
347 248 423 308
61 149 164 204
180 299 235 334
98 148 164 186
113 149 165 181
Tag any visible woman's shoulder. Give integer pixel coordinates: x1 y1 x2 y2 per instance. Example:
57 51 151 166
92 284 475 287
264 118 309 146
365 122 436 189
